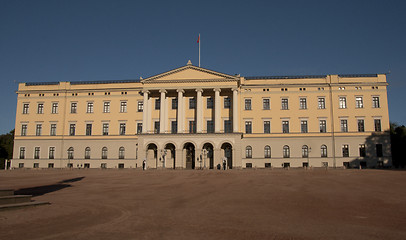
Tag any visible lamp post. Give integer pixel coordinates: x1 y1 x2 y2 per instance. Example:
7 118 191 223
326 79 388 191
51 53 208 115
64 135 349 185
161 149 167 169
307 147 311 169
202 149 207 169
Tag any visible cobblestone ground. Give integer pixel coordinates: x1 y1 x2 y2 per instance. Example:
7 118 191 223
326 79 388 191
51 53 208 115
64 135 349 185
1 168 406 240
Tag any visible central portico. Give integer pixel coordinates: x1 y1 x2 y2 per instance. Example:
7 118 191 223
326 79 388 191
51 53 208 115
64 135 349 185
138 61 242 169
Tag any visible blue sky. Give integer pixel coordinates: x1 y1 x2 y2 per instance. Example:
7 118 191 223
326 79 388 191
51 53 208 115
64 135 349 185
0 0 405 134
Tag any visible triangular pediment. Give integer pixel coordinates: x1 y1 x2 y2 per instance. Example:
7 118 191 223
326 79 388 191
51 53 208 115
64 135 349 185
142 63 238 83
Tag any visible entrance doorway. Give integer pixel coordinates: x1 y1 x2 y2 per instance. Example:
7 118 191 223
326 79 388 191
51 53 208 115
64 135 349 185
146 143 158 168
164 143 176 169
202 143 214 169
221 143 233 169
184 143 195 169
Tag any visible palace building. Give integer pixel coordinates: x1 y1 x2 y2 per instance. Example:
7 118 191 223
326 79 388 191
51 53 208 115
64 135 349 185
12 61 392 169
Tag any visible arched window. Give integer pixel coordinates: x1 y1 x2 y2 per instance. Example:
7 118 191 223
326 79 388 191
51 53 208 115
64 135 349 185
246 146 252 158
264 145 271 158
85 147 91 159
321 145 328 158
302 145 309 158
67 147 74 159
119 147 125 159
283 145 290 158
102 147 108 159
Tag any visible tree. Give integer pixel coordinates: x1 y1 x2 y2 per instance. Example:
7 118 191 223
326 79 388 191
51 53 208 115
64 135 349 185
0 129 14 169
390 123 406 168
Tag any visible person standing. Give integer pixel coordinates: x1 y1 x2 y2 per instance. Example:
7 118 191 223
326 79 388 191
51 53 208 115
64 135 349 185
143 159 146 170
223 158 227 170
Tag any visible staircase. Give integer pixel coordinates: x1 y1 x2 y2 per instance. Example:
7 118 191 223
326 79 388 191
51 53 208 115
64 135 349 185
0 189 49 210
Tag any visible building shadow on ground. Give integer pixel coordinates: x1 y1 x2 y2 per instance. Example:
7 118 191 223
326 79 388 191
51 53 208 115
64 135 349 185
15 177 85 196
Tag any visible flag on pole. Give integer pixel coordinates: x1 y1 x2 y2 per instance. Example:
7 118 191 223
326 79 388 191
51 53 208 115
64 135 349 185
197 34 200 43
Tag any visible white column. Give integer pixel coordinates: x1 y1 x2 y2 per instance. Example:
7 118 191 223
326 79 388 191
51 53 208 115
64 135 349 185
159 89 166 134
177 89 184 133
196 88 203 133
142 90 149 133
232 88 239 133
214 88 221 133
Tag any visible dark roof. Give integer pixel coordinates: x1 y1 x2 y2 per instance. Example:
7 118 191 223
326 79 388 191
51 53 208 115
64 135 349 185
70 79 140 85
337 74 378 78
25 82 60 86
245 75 327 80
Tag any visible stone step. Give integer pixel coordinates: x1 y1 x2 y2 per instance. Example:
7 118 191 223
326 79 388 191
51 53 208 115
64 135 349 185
0 201 50 211
0 195 32 205
0 190 14 197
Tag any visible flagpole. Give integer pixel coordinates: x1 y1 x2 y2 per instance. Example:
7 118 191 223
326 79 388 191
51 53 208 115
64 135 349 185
198 33 201 67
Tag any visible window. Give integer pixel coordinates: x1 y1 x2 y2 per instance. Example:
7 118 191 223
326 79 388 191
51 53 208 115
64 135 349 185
376 144 383 157
342 145 349 157
355 97 363 108
264 145 271 158
207 120 214 133
189 121 196 133
302 145 309 158
319 120 327 133
172 98 178 109
321 145 327 157
52 102 58 113
69 124 76 136
224 120 232 133
21 124 27 136
301 120 308 133
37 103 44 114
264 121 270 134
281 98 289 110
71 102 77 113
87 102 93 113
36 124 42 136
23 103 29 114
282 120 289 133
50 124 57 136
172 121 178 134
339 97 347 109
67 147 74 159
102 147 108 159
49 147 55 159
357 119 365 132
283 145 290 158
246 146 252 158
341 120 348 132
103 102 110 113
224 97 231 109
102 123 109 135
137 123 143 134
374 119 381 132
189 98 196 109
318 97 326 109
263 99 270 110
86 124 92 136
245 99 251 110
119 147 125 159
299 98 307 109
33 163 39 168
155 99 160 110
372 97 380 108
207 97 213 109
34 147 40 159
120 123 126 135
359 144 366 157
154 121 160 134
85 147 91 159
19 147 25 159
138 101 143 112
245 121 252 134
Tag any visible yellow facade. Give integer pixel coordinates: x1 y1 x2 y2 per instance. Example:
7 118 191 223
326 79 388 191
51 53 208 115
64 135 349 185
12 62 391 169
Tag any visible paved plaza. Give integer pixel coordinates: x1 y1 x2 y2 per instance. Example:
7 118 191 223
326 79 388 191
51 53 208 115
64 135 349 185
1 168 406 240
